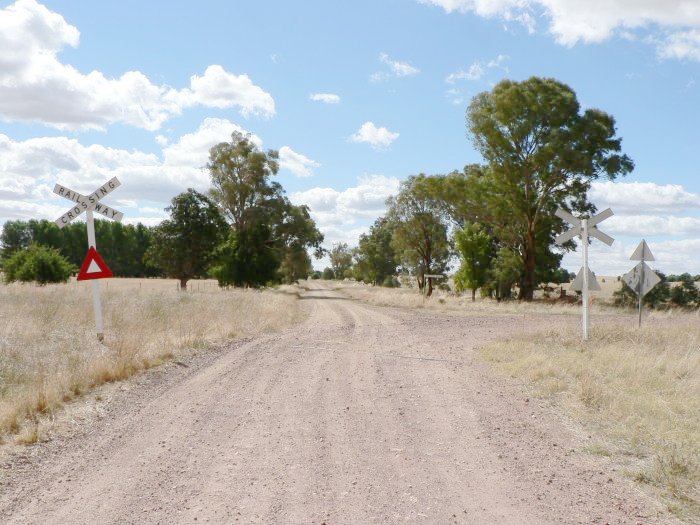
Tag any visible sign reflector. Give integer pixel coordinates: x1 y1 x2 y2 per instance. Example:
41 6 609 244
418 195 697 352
77 247 113 281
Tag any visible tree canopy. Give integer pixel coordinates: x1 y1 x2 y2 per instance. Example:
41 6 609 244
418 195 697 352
467 77 633 300
207 132 323 286
387 175 450 296
145 189 227 290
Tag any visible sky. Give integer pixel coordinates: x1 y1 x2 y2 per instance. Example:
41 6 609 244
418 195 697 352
1 0 700 276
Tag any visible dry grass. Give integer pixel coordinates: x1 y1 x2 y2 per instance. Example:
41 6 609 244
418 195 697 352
0 278 304 442
481 316 700 520
331 280 616 316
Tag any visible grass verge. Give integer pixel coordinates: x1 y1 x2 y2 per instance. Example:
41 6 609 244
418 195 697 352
0 278 305 443
480 318 699 521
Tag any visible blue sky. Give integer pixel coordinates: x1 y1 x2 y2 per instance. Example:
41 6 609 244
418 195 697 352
2 0 700 275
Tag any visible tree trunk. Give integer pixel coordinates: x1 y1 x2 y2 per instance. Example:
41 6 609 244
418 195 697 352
471 288 476 302
179 277 188 291
427 277 433 297
520 227 536 301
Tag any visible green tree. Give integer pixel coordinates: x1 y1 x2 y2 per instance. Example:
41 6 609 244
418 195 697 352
207 132 323 286
3 244 76 285
669 273 699 307
211 223 279 288
467 77 633 300
274 203 324 283
329 243 353 279
454 222 493 301
208 131 282 232
387 175 450 297
0 220 33 266
144 189 227 291
353 217 397 285
483 248 522 300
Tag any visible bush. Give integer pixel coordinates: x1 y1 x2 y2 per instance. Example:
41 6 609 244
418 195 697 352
381 275 400 288
613 270 670 309
669 273 699 307
3 244 76 285
322 267 335 280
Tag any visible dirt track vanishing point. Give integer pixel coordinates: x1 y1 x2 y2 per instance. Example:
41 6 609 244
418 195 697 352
0 283 679 524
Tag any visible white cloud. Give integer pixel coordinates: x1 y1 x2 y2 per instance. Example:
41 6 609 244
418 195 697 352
290 174 401 269
379 53 420 77
162 117 261 168
371 53 420 82
446 63 486 83
310 93 341 104
169 65 275 118
446 54 509 83
350 121 400 149
0 118 262 225
0 0 274 130
278 146 320 178
419 0 700 61
589 181 700 214
607 215 700 237
290 175 400 227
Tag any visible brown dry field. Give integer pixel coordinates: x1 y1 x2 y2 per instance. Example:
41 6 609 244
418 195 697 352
0 278 697 524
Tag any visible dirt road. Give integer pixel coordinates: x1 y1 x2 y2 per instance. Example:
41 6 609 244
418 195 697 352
0 284 677 524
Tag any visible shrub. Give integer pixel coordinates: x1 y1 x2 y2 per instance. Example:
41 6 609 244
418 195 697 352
381 275 400 288
669 273 699 307
3 244 76 285
613 270 670 309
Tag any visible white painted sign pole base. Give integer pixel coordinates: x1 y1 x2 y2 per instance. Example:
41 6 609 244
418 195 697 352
85 210 104 342
581 219 590 341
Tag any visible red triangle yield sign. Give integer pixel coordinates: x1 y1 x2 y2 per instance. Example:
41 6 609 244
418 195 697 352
77 246 113 281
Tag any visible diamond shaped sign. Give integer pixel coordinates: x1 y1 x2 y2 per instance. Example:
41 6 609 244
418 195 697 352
622 261 661 297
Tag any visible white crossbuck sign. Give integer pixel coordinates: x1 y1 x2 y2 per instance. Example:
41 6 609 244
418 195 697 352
555 207 615 341
53 177 123 342
53 177 124 228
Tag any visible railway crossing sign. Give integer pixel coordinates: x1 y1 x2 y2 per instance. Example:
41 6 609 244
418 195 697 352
53 177 123 229
555 207 615 341
623 240 661 327
53 177 123 342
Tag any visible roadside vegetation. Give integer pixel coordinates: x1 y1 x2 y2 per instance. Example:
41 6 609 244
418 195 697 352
481 320 699 520
0 278 305 443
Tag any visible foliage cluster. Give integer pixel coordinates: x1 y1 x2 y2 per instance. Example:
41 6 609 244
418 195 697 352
1 219 159 278
329 77 633 301
3 244 76 285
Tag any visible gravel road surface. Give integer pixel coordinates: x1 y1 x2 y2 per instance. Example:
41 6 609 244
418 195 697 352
0 283 678 524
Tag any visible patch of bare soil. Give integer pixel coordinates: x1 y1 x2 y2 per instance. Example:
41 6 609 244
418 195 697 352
0 283 681 524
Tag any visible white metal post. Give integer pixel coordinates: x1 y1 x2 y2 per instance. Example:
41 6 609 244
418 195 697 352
581 219 590 341
86 210 104 342
638 255 644 328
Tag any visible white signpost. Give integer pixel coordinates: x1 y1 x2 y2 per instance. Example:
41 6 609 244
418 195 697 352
555 208 614 340
54 177 123 342
623 240 661 327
